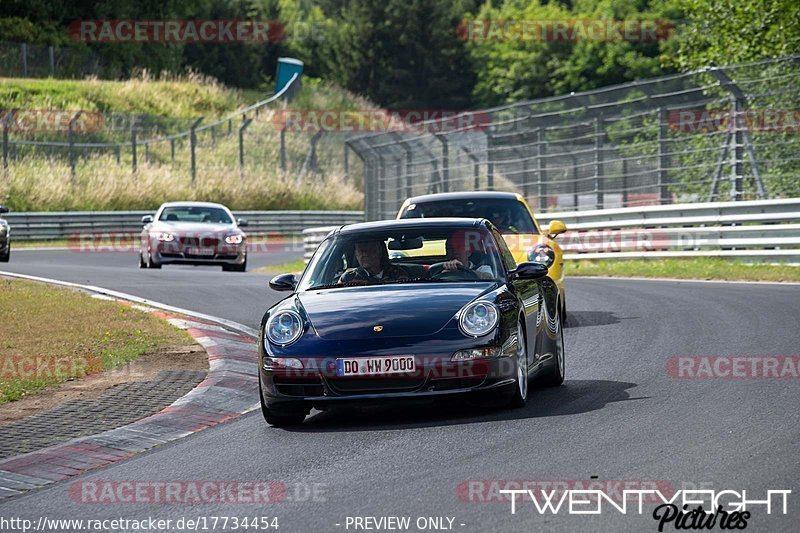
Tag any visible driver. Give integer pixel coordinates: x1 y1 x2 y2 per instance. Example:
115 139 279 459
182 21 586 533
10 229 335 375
338 239 410 285
433 230 494 280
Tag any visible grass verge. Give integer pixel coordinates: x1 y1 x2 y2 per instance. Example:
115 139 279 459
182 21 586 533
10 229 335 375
0 278 192 404
567 258 800 282
254 259 307 275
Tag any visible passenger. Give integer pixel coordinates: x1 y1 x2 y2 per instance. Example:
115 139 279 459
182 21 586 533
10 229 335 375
435 230 494 279
338 239 410 285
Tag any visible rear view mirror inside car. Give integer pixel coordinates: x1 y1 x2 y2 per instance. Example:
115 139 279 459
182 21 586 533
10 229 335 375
387 236 423 250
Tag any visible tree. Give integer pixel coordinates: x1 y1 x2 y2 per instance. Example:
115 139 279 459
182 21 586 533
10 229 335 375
324 0 475 109
674 0 800 70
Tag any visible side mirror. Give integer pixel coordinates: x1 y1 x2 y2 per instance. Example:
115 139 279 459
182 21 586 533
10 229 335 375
0 206 9 214
141 215 154 224
237 218 249 227
510 261 549 280
269 273 297 292
546 219 567 238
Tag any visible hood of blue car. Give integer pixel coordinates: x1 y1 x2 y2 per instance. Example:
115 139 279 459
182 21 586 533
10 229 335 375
297 283 494 340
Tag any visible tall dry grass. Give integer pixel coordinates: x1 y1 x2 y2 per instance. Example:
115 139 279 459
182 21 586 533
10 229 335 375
1 76 377 211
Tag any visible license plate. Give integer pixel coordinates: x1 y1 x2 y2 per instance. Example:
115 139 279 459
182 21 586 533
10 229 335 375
186 247 215 256
336 356 415 377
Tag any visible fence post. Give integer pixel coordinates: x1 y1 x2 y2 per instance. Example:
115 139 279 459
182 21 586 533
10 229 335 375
48 46 55 76
131 125 138 173
570 154 579 209
536 128 547 211
68 111 84 184
144 142 149 164
280 126 287 171
378 155 386 219
239 118 253 180
710 66 767 200
190 116 204 187
170 139 175 163
731 97 744 201
2 109 17 175
486 132 494 191
436 135 449 193
343 143 349 179
115 144 121 165
21 44 28 77
658 107 670 204
621 157 628 207
593 116 604 209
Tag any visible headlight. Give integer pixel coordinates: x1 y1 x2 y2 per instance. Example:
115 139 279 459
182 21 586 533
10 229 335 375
266 310 304 346
459 301 499 338
157 232 175 242
225 234 244 244
528 244 555 267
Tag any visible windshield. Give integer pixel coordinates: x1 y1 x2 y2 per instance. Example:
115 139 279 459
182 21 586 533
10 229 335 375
399 198 538 234
297 227 505 291
159 206 233 224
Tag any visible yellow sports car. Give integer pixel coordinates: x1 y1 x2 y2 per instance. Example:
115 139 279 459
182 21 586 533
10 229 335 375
396 191 568 317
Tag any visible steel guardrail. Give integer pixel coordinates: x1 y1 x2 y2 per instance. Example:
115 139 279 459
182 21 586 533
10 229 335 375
3 210 364 241
301 198 800 262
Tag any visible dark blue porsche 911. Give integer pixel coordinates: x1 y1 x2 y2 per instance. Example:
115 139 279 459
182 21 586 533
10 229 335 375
258 218 565 426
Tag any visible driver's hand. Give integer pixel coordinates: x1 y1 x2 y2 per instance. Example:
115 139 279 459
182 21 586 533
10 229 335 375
442 259 463 271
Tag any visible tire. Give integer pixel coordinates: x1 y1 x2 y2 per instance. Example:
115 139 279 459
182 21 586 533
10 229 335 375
146 248 161 269
259 379 307 427
0 242 9 263
139 251 147 268
543 307 565 387
507 320 529 408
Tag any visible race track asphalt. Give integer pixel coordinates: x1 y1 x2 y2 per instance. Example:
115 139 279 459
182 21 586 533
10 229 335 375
1 249 798 532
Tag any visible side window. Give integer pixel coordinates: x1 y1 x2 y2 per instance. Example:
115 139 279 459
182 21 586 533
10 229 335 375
492 229 517 271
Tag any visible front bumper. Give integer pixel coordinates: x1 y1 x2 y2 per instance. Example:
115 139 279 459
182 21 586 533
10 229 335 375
154 242 246 265
259 355 520 408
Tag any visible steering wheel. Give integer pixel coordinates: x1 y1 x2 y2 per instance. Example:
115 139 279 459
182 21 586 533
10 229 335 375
427 263 480 281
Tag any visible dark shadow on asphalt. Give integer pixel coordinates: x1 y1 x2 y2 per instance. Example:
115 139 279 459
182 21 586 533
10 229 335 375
565 311 638 328
284 379 643 432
